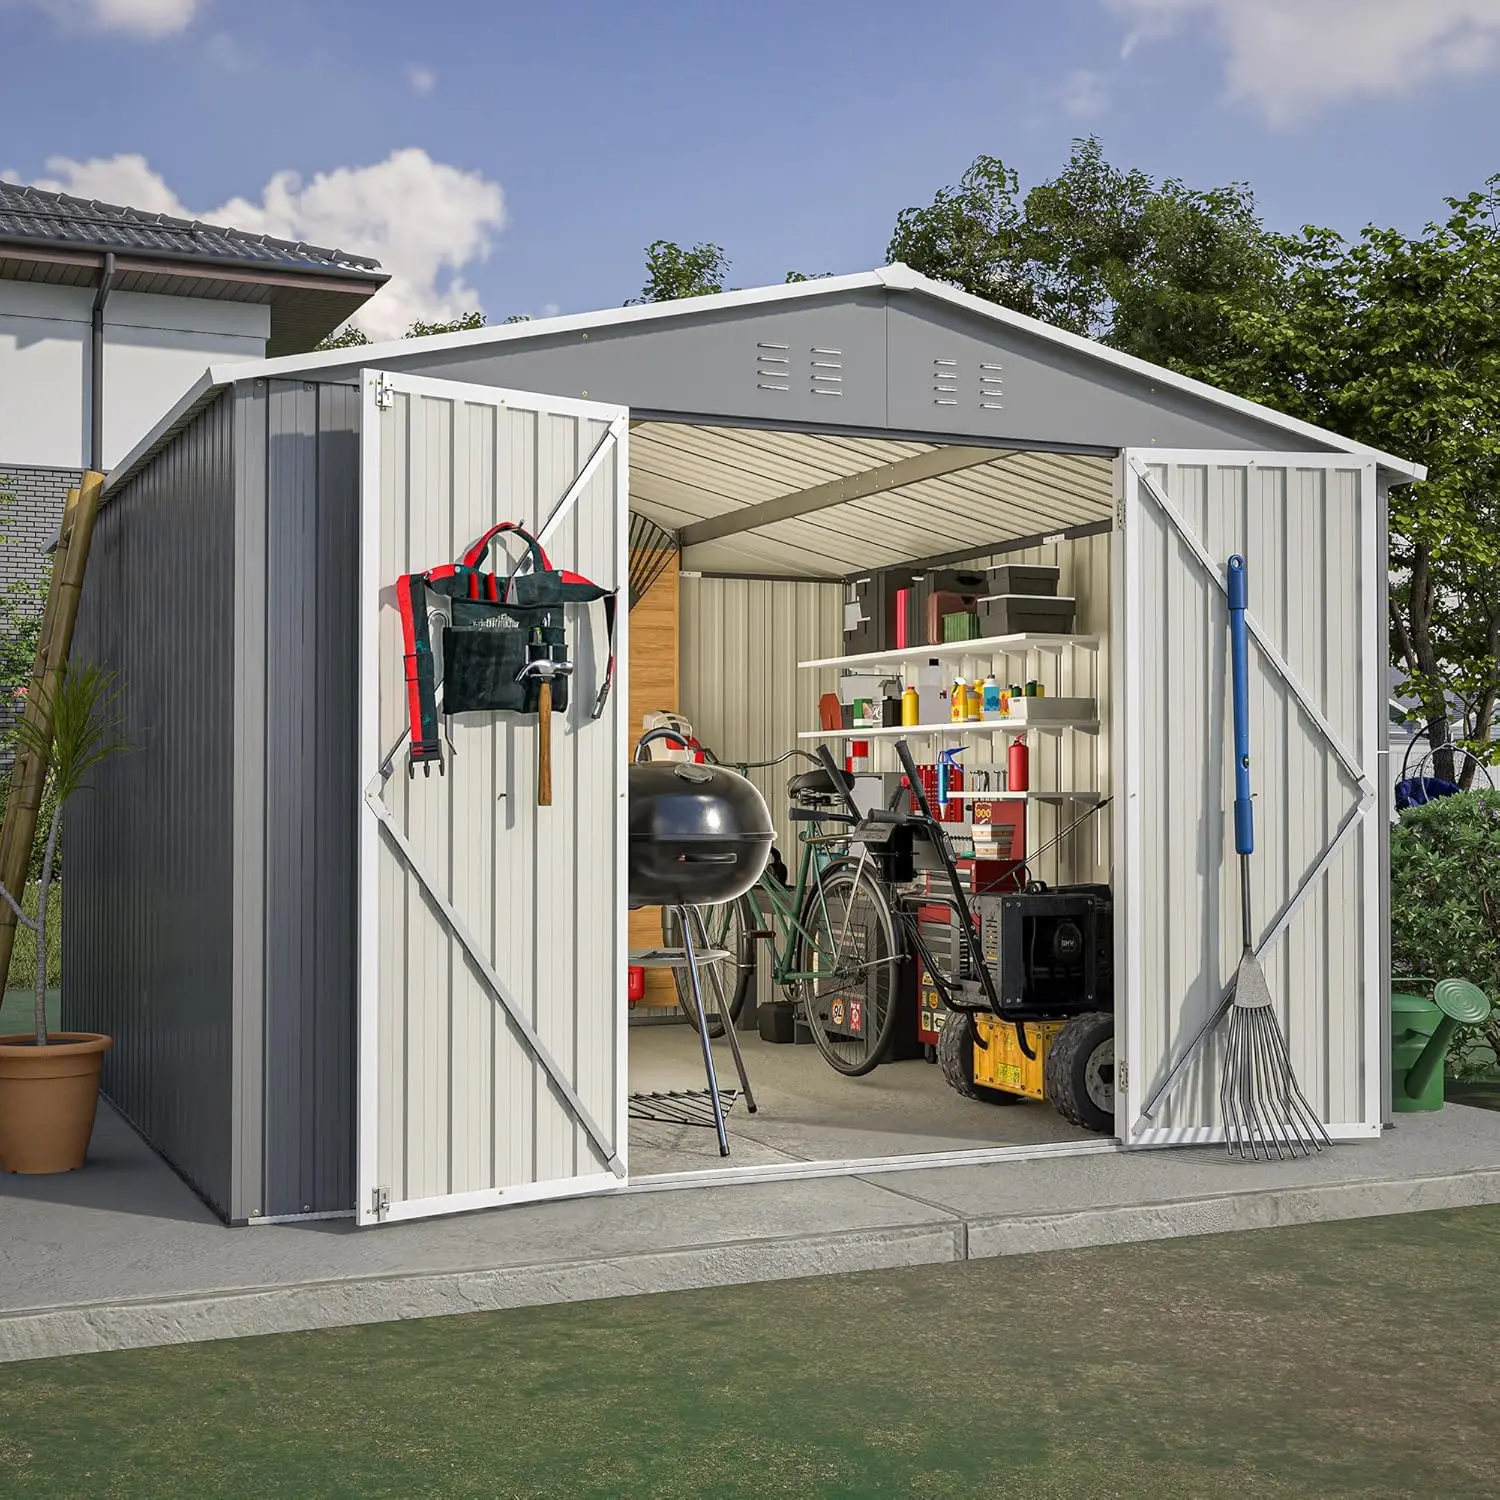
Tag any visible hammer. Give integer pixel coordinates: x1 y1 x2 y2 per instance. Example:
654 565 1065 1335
516 636 573 806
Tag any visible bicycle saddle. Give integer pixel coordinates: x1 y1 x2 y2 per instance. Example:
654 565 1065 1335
787 765 855 800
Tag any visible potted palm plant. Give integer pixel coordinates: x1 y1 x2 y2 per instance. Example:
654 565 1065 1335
0 662 127 1173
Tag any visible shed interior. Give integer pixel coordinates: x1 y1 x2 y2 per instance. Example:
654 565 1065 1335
619 418 1119 1175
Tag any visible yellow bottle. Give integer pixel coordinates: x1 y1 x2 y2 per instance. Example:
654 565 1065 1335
967 679 983 721
950 678 967 722
902 683 920 726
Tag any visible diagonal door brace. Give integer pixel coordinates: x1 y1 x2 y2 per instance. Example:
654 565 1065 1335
364 753 624 1177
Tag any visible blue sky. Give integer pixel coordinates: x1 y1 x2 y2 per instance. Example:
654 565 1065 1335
2 0 1498 336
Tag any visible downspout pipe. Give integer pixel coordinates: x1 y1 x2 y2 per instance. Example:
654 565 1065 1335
89 252 115 473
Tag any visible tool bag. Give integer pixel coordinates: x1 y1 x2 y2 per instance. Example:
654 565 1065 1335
396 521 617 773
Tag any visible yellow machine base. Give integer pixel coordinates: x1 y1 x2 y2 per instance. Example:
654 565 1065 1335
971 1016 1068 1100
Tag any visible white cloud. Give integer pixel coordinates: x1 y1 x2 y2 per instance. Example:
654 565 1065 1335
540 302 560 318
8 0 201 38
204 30 255 72
1058 67 1108 120
407 64 437 95
1106 0 1500 125
28 149 507 341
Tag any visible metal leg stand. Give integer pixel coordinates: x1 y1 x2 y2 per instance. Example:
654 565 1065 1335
677 905 731 1157
688 905 757 1115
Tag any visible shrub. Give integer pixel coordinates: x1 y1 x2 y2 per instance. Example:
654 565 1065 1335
1389 789 1500 1076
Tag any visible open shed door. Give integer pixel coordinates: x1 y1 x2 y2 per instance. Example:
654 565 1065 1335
357 370 629 1224
1115 451 1382 1146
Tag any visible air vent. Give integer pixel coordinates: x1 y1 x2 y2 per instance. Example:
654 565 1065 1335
933 357 958 406
980 361 1005 409
811 346 843 397
756 341 790 392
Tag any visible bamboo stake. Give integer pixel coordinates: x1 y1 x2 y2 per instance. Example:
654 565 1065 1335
0 470 105 993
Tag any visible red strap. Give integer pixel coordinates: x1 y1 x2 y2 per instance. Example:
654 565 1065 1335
461 522 553 572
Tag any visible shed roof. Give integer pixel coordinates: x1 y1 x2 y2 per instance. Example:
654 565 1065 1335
103 263 1424 511
0 181 389 353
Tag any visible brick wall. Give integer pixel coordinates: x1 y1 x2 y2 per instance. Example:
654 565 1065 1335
1 464 79 598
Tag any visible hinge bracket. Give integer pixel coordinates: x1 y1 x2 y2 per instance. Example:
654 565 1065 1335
374 375 396 411
1117 1060 1129 1092
371 1185 390 1221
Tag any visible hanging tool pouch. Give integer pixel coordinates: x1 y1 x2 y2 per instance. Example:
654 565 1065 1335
396 522 617 773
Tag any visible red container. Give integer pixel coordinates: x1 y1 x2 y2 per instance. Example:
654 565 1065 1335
627 966 645 1006
1007 738 1030 793
910 765 964 822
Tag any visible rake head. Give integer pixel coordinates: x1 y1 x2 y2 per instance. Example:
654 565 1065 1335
1218 950 1332 1161
629 513 679 610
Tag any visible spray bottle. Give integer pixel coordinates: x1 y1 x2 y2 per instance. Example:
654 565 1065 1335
937 746 964 813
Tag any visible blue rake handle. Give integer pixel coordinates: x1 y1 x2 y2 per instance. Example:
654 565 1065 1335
1227 554 1253 858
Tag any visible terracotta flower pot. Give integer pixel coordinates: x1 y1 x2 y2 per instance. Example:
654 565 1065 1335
0 1032 112 1174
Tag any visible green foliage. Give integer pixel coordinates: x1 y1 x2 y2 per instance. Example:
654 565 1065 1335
315 311 488 350
1390 791 1500 1075
630 240 729 303
887 137 1279 376
4 884 60 991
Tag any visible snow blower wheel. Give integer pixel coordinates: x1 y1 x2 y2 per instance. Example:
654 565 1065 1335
936 1011 1022 1104
1043 1010 1116 1133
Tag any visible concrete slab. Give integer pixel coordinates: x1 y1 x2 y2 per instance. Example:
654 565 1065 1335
5 1096 1500 1367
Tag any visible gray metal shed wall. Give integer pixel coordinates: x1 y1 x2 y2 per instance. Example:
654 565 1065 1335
65 390 237 1218
300 288 1339 457
237 378 362 1219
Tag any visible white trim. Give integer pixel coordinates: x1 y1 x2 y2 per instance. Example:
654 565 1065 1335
376 1172 625 1226
1128 1122 1382 1148
247 1209 355 1225
370 368 628 426
621 1136 1121 1193
1359 461 1384 1129
612 421 631 1180
100 266 1425 499
355 369 383 1231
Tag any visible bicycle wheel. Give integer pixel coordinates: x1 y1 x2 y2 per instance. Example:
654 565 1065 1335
661 897 755 1038
793 862 902 1077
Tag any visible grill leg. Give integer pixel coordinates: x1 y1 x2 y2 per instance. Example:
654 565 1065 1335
678 905 730 1157
688 905 757 1115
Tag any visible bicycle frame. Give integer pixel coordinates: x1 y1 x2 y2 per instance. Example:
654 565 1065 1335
749 818 861 986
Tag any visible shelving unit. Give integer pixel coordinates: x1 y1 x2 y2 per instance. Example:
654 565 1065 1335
798 631 1098 674
797 718 1098 741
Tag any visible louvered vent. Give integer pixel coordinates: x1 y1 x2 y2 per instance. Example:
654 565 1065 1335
980 361 1004 409
811 346 843 397
756 341 790 392
933 357 959 406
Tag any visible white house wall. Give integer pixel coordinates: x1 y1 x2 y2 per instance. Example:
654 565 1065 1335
0 282 268 469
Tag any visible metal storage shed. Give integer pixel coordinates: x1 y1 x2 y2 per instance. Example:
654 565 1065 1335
66 264 1421 1225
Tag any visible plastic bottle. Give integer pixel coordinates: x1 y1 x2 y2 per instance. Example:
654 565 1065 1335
937 747 964 811
901 682 920 726
1007 735 1030 793
951 678 968 722
981 673 1001 719
967 680 983 721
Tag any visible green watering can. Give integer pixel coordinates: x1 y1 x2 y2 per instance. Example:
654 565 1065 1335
1390 977 1491 1112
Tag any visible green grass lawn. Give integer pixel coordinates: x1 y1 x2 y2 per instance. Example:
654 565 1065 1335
4 1206 1500 1498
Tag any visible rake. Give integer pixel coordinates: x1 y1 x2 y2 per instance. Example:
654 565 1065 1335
1220 553 1331 1160
629 512 679 609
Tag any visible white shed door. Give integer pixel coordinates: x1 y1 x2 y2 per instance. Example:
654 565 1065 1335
1115 451 1382 1147
357 370 629 1225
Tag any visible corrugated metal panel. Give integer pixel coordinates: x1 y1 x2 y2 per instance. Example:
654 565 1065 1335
251 379 362 1218
1122 457 1378 1139
367 384 624 1215
64 390 237 1217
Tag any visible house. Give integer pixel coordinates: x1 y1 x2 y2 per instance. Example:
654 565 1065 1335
0 182 387 598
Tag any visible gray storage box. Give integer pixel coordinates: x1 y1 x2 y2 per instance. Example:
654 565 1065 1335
986 563 1061 597
977 593 1077 634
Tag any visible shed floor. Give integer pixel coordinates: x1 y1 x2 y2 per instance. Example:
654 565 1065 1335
6 1094 1500 1365
627 1020 1092 1175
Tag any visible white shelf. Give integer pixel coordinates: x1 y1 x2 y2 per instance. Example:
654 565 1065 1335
949 790 1103 805
798 718 1098 741
799 631 1099 673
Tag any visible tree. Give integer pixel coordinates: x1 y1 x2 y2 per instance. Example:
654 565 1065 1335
316 310 489 350
890 140 1500 777
887 137 1281 377
629 240 730 303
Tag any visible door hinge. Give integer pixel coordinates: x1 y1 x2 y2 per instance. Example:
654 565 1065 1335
1115 493 1127 530
1117 1060 1129 1093
371 1185 390 1221
374 375 396 411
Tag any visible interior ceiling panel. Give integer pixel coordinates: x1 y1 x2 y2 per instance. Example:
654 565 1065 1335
628 420 1114 578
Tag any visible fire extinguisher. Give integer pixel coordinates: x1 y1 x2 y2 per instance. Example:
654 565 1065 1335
1007 734 1029 793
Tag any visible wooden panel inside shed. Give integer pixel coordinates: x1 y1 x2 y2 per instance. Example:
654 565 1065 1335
625 556 680 1007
